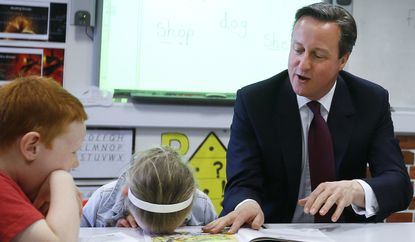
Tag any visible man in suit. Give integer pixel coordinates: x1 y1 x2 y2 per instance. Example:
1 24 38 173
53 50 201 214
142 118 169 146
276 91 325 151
203 2 412 234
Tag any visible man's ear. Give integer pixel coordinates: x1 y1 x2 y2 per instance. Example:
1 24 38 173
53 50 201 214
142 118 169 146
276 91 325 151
121 185 129 197
338 52 351 70
20 132 41 162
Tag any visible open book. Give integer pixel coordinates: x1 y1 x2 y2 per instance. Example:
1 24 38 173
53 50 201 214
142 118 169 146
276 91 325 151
79 226 333 242
79 232 139 242
235 227 333 242
145 227 333 242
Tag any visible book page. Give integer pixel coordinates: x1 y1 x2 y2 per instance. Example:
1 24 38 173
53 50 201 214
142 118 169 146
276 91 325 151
141 227 235 242
79 232 140 242
150 232 236 242
235 228 334 242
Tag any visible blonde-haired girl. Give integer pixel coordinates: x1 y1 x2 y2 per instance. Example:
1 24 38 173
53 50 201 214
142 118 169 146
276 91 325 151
81 146 217 234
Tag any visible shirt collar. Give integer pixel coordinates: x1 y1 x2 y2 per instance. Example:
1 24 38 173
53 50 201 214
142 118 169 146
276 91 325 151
296 81 337 113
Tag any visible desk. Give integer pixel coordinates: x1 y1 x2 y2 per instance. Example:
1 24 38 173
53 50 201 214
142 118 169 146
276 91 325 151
80 223 415 242
266 223 415 242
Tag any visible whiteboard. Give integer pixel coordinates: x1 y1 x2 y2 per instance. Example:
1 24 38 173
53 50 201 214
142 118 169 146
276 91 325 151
348 0 415 109
98 0 321 95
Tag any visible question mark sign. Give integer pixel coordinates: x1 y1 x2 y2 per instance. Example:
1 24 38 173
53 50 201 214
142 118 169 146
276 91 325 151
213 161 223 178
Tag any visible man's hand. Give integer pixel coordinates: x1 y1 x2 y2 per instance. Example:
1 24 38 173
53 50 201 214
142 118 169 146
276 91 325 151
202 200 264 234
298 180 365 222
116 214 139 228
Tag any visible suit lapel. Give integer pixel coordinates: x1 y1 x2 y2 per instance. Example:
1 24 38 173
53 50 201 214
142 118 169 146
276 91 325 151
272 78 303 203
328 75 356 173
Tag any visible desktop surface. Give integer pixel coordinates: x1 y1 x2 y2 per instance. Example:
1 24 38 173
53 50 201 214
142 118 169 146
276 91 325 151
80 223 415 242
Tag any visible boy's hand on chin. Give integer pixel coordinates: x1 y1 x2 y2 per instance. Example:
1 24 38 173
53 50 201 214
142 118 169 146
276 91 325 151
32 175 51 216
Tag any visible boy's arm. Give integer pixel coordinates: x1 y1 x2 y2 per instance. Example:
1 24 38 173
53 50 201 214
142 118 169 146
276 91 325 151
13 170 81 242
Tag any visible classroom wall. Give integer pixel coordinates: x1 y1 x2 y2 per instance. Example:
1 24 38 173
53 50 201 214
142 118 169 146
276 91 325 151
62 0 415 132
64 9 97 95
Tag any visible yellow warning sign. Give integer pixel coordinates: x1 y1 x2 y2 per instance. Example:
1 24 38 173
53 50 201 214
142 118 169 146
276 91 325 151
188 132 227 214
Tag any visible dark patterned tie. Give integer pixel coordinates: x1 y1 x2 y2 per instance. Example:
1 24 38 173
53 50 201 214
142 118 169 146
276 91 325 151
307 101 337 223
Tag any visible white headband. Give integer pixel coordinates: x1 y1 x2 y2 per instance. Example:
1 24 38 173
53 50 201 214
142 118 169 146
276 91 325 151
128 188 193 213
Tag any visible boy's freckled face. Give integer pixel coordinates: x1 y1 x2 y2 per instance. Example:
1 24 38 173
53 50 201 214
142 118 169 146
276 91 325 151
39 121 86 172
24 121 86 197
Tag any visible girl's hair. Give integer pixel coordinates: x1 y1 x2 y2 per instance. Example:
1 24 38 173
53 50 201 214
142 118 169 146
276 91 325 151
125 146 195 234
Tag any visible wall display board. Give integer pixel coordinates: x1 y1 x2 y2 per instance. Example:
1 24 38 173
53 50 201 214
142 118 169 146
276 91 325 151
0 0 67 85
72 128 135 179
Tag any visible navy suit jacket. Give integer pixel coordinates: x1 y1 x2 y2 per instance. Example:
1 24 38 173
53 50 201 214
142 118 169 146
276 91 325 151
222 70 412 222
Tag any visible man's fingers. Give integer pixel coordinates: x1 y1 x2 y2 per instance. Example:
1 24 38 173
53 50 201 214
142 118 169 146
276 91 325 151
331 200 347 222
298 198 307 206
303 187 322 213
229 207 264 234
318 194 338 216
305 182 341 215
228 216 247 234
201 220 217 232
202 212 237 234
204 201 264 234
250 213 264 230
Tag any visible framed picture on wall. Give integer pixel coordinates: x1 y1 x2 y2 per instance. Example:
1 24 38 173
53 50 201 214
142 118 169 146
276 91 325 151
71 127 135 179
0 1 67 42
0 47 43 83
0 47 64 85
0 1 50 41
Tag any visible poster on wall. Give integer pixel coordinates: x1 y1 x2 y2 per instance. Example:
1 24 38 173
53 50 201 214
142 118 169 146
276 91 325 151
48 2 67 43
0 47 64 85
0 1 49 41
42 47 64 84
0 47 43 83
0 1 67 42
71 128 135 179
0 1 68 85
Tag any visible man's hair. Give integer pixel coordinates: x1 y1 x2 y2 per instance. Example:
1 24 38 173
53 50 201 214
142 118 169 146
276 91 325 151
294 2 357 58
0 76 87 150
126 146 195 234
